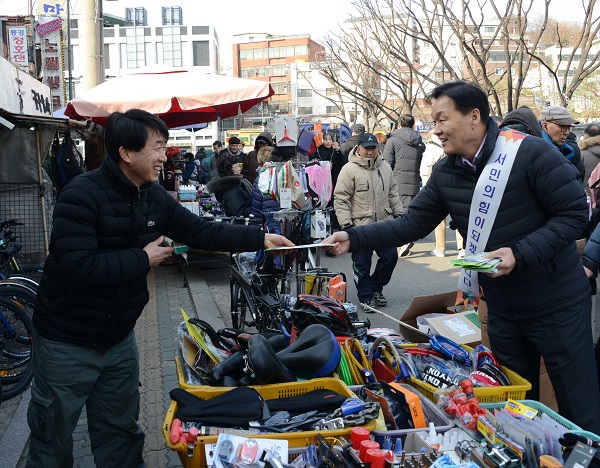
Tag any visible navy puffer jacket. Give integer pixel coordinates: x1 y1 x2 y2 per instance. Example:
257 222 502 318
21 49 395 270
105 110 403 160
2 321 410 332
348 120 590 316
34 156 264 349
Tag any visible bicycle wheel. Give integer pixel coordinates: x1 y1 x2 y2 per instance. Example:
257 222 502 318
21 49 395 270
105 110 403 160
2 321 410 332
230 278 257 331
6 274 39 292
0 297 34 400
0 283 37 317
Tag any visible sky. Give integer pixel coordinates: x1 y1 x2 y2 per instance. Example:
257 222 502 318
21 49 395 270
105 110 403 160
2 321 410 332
0 0 592 66
0 0 357 67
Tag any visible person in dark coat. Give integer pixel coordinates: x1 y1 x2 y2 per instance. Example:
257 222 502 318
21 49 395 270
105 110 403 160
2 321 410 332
324 81 600 434
382 114 425 257
246 131 273 185
579 123 600 193
382 114 426 210
499 106 543 138
206 152 253 217
540 106 585 182
26 109 293 467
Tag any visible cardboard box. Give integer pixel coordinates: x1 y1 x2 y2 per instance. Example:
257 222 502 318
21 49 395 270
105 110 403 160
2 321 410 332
425 311 482 347
477 300 488 323
481 322 490 348
400 291 465 343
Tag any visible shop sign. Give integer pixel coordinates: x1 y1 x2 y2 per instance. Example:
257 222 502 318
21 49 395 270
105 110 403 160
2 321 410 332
0 56 53 116
39 18 66 111
37 1 68 19
35 17 63 37
7 26 29 73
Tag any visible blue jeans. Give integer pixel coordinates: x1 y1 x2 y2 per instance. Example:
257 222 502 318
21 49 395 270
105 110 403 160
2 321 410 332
26 331 145 468
351 248 398 303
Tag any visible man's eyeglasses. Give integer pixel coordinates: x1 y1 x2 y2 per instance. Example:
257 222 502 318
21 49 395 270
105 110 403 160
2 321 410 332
549 122 573 133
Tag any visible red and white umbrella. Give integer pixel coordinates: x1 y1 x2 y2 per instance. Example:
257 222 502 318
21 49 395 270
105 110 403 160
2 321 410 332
64 68 274 128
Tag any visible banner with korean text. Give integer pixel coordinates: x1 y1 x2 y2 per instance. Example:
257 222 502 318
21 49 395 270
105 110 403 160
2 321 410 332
458 130 526 299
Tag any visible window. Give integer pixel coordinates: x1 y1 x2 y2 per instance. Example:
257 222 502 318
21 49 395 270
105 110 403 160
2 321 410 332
271 82 288 94
484 26 495 33
125 27 146 68
162 6 182 25
104 44 110 69
193 41 209 66
125 7 147 26
298 107 313 115
325 88 336 96
163 27 182 66
495 67 503 75
294 44 307 55
326 105 339 114
297 89 312 97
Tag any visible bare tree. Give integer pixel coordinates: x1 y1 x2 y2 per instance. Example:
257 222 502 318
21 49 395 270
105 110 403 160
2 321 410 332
318 0 600 122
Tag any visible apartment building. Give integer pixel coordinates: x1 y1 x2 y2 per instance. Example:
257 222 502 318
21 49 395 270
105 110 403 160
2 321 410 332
232 33 325 121
68 3 221 149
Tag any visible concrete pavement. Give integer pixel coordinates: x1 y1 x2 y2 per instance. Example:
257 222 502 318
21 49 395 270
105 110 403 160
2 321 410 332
1 260 228 468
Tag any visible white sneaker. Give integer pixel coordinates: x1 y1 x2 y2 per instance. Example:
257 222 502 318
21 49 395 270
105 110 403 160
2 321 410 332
457 249 466 259
398 242 414 257
430 250 445 258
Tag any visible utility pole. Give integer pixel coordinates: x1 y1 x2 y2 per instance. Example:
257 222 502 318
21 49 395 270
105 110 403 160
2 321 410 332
80 0 104 92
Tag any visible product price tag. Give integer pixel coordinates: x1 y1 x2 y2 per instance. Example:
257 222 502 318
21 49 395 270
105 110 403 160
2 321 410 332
279 188 291 208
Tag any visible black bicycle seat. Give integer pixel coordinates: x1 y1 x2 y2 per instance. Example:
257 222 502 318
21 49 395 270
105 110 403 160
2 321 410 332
276 324 341 380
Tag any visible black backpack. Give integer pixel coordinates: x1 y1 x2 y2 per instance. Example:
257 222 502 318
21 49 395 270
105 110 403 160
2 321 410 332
50 133 85 192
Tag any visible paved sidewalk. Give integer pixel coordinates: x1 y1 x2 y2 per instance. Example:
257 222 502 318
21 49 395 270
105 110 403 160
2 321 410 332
0 261 228 468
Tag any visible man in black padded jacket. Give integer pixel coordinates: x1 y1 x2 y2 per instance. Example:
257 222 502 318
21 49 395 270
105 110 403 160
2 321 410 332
26 109 292 468
325 81 600 434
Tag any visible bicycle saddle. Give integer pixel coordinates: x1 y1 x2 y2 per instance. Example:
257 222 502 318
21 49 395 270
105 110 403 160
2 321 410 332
208 324 341 386
276 324 341 380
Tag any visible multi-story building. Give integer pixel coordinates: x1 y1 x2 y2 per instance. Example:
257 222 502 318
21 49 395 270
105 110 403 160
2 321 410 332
68 2 221 150
232 33 325 125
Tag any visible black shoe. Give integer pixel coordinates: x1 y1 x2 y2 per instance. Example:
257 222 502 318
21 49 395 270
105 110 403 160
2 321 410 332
361 300 376 313
373 292 387 307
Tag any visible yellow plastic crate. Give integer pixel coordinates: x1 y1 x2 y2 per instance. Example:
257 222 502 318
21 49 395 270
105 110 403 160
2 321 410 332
175 355 210 392
399 344 531 403
408 364 531 403
163 376 377 468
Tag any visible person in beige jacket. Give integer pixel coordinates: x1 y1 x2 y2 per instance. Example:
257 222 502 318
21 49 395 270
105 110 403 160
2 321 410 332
334 132 403 312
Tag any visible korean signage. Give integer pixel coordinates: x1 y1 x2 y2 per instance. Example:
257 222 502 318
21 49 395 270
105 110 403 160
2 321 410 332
37 1 68 19
7 27 29 73
0 56 53 116
35 18 63 37
39 18 66 111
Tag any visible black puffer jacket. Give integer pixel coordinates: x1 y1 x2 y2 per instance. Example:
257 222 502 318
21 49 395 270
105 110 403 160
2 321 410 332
348 120 590 316
34 156 265 349
206 175 253 217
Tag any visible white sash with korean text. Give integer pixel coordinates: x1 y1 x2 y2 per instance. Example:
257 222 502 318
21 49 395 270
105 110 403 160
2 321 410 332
458 130 525 299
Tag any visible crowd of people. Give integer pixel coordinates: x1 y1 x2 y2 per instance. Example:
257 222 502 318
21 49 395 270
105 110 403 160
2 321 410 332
27 81 600 466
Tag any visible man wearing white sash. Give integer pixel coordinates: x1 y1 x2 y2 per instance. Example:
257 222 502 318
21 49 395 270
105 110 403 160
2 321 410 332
325 81 600 433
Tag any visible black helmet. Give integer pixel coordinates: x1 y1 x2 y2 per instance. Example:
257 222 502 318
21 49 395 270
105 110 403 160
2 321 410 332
290 294 365 337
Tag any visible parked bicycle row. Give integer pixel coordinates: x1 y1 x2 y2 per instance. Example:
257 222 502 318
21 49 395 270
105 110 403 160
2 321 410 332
0 219 42 403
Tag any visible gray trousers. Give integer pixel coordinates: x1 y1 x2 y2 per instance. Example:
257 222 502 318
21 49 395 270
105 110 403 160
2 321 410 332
488 295 600 434
26 331 145 468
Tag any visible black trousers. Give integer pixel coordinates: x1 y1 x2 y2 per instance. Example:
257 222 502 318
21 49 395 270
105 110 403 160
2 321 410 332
351 248 398 303
488 295 600 434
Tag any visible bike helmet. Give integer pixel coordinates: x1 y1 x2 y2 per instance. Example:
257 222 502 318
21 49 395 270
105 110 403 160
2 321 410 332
290 294 365 337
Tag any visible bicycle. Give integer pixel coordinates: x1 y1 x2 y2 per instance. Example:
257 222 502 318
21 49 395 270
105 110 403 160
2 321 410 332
229 252 285 333
0 219 43 289
0 295 34 402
